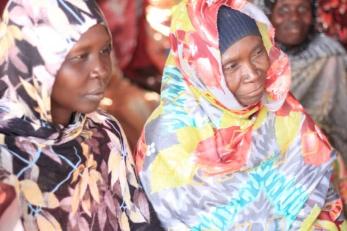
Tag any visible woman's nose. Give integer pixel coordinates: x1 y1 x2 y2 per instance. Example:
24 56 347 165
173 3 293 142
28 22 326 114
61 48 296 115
242 64 259 82
289 8 300 21
90 55 109 79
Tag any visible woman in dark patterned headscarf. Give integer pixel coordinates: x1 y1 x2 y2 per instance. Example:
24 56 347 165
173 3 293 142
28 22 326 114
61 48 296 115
0 0 162 230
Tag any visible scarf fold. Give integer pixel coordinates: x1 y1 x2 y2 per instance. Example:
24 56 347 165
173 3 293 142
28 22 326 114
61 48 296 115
136 0 345 230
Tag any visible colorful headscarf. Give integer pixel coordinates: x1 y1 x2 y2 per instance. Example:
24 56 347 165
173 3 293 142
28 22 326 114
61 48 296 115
136 0 346 230
0 0 160 230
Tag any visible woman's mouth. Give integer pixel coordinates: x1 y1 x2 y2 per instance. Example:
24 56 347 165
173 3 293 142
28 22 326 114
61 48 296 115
248 84 265 98
284 23 302 35
237 84 265 106
85 90 105 101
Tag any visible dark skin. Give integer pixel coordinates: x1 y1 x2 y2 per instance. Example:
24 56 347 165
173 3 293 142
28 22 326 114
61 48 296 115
51 24 112 126
221 35 270 106
270 0 312 48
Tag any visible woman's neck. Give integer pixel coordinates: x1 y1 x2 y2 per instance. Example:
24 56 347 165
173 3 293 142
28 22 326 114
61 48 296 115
51 107 73 127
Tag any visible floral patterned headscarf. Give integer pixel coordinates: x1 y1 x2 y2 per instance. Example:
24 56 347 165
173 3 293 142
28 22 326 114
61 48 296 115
0 1 159 230
136 0 346 230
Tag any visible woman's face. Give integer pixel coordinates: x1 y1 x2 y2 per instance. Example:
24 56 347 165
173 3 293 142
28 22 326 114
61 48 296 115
270 0 312 47
51 24 112 125
222 35 270 107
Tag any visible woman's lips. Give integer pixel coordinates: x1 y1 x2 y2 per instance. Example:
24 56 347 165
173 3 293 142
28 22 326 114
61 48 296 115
242 84 265 99
85 89 105 101
284 24 302 35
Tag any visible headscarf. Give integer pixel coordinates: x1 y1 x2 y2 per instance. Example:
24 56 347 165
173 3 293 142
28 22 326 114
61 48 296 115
0 0 159 230
136 0 346 230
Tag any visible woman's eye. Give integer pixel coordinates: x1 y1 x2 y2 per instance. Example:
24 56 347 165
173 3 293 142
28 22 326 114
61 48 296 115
101 44 112 55
298 5 309 14
278 6 289 14
68 53 88 62
255 47 266 57
256 48 264 55
224 63 238 72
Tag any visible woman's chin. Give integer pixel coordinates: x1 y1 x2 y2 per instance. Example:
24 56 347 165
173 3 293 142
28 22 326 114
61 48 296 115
239 94 263 107
77 103 100 115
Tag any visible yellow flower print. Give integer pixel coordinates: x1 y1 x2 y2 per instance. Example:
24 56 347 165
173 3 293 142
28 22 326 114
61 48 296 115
0 17 23 62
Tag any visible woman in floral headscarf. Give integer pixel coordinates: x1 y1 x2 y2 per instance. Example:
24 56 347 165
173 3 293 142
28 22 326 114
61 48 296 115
136 0 346 230
0 0 162 230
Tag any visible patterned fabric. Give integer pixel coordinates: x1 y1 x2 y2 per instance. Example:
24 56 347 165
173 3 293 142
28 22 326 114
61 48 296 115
317 0 347 49
0 1 161 230
136 0 346 230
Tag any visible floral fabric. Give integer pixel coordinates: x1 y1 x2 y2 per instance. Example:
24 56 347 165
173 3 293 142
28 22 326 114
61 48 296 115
0 0 160 230
136 0 346 230
317 0 347 49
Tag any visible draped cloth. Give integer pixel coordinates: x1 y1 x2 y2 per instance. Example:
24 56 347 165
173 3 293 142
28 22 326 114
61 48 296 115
0 1 160 230
136 0 346 230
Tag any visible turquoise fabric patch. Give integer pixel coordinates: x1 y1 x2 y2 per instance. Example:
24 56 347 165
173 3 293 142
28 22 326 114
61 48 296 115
161 67 197 131
192 157 308 230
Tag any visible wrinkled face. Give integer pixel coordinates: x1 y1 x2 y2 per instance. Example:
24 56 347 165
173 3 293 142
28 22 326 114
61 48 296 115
222 35 270 107
270 0 312 47
51 24 112 125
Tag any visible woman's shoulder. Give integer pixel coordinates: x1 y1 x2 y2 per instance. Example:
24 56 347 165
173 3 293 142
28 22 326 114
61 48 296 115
84 109 131 153
291 33 347 65
85 109 126 135
87 109 120 123
311 33 347 56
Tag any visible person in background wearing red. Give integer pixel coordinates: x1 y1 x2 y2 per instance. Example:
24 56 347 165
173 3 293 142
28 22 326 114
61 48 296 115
97 0 160 151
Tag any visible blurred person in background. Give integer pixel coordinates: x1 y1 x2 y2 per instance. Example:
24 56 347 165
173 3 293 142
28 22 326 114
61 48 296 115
99 0 161 92
251 0 347 163
100 53 159 151
144 0 179 73
97 0 160 151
